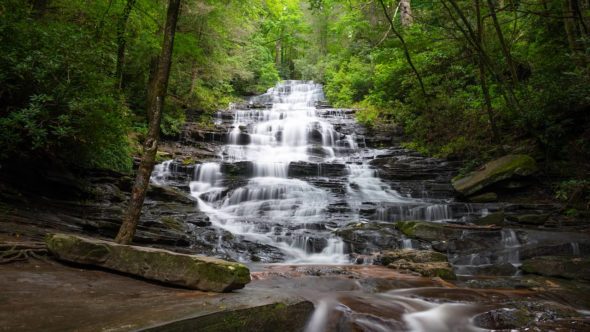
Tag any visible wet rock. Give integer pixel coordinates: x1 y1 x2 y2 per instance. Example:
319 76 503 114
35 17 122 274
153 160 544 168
379 249 456 280
522 256 590 280
336 222 401 254
370 153 459 199
141 301 314 332
520 241 590 260
473 301 581 330
507 213 550 225
379 249 448 265
395 221 462 242
221 161 254 178
473 308 530 329
288 161 347 177
468 192 498 203
473 211 505 226
46 233 251 292
232 132 251 145
147 185 195 205
456 262 518 276
452 154 538 196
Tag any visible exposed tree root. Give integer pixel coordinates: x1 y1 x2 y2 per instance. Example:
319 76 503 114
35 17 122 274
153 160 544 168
0 242 48 264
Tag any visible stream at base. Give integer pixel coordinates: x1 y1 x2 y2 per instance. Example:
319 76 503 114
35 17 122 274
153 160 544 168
249 264 590 332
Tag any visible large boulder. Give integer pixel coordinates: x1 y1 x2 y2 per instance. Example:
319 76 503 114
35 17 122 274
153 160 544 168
452 154 538 196
378 249 456 280
521 256 590 281
395 220 462 242
46 233 250 292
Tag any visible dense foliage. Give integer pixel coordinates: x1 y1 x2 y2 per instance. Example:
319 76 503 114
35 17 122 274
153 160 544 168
299 0 590 173
1 0 588 178
0 0 285 171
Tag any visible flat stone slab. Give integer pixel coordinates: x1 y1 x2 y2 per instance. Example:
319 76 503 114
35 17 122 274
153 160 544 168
0 260 311 332
46 233 250 292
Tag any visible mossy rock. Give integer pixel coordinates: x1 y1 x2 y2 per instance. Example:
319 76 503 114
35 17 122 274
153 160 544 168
395 221 461 242
161 216 185 231
380 249 456 280
46 233 250 292
521 256 590 281
468 192 498 203
387 260 456 280
473 211 505 226
379 249 448 265
452 155 538 196
507 214 549 225
155 151 173 163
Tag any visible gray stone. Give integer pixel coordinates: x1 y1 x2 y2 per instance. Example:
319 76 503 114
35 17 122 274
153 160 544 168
46 233 251 292
452 155 538 196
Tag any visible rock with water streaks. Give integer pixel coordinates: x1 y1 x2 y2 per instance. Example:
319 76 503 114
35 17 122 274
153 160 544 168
46 233 251 292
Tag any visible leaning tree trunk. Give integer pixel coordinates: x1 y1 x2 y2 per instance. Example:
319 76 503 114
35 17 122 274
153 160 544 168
115 0 182 245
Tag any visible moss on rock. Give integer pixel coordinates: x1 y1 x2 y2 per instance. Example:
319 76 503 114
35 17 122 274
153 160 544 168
379 249 456 280
395 221 461 241
452 154 538 196
46 233 250 292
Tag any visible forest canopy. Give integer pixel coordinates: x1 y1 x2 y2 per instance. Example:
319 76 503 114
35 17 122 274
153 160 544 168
0 0 588 175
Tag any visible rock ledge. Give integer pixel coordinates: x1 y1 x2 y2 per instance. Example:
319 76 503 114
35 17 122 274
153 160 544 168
46 233 250 292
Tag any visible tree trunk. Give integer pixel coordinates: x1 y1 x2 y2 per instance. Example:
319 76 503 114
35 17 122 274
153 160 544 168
563 0 582 51
377 0 426 96
189 60 198 96
31 0 49 18
115 0 182 245
444 0 521 114
114 0 137 91
476 0 501 144
400 0 413 26
485 0 519 85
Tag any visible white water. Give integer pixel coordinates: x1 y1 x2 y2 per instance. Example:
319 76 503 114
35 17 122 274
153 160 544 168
191 81 350 263
156 80 458 263
501 228 521 267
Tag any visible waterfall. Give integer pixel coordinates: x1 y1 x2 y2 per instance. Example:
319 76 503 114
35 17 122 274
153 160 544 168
153 80 461 264
151 160 173 185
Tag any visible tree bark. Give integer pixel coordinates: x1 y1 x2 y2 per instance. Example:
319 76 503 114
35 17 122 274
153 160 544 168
114 0 137 91
400 0 413 26
476 0 501 144
31 0 49 18
485 0 519 85
563 0 582 52
444 0 521 114
377 0 427 96
116 0 182 245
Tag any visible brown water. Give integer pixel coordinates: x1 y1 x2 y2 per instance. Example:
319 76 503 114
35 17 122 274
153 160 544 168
250 264 590 331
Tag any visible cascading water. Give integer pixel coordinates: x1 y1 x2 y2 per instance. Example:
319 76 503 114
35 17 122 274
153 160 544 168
146 81 590 331
155 80 460 263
